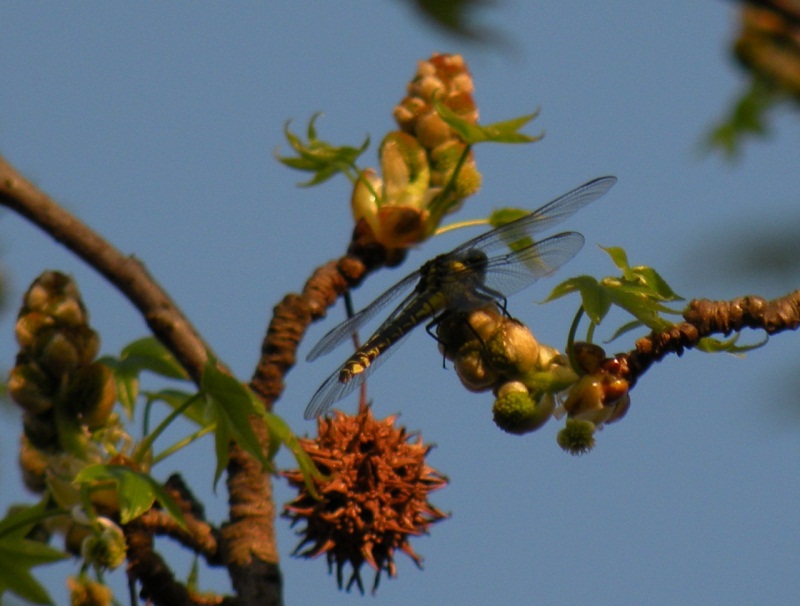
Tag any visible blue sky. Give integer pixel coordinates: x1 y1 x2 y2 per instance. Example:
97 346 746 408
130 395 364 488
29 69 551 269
2 2 800 605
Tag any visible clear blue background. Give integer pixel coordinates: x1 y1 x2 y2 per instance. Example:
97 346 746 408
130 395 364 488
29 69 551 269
2 3 799 605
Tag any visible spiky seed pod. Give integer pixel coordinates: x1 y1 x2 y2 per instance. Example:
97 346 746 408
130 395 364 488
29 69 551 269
283 405 448 593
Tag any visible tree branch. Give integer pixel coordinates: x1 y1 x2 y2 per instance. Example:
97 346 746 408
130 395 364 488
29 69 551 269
0 155 212 384
618 289 800 387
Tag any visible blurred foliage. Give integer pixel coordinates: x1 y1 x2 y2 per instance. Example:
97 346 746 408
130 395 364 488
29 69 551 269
707 1 800 158
402 0 496 41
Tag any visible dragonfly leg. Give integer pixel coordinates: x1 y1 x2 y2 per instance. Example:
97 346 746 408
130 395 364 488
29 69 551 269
425 315 451 369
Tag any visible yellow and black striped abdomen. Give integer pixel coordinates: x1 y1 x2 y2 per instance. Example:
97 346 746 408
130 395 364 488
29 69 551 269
338 290 448 383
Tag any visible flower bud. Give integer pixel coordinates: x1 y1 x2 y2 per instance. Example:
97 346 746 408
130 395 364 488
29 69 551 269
63 363 117 430
38 332 81 376
15 312 55 350
557 418 596 455
67 574 113 606
484 319 540 376
492 387 552 435
19 435 49 493
8 363 56 415
572 342 606 374
453 346 497 392
415 111 451 149
81 518 126 570
23 410 58 451
52 297 86 326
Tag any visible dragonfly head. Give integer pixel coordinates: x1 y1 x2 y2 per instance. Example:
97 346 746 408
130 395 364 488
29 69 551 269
461 249 489 276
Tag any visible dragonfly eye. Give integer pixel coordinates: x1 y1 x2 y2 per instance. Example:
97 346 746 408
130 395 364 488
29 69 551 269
463 249 489 271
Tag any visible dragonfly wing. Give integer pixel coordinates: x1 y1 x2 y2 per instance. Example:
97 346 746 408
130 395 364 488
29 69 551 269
304 331 413 419
447 176 615 259
478 231 585 299
306 269 421 361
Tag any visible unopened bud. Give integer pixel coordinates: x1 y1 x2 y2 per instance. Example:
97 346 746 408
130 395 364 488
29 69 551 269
492 386 552 435
81 518 126 570
9 364 56 415
63 363 117 430
15 312 55 350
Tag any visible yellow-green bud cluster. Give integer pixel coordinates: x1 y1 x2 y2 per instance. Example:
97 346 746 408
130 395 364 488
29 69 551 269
437 305 574 435
553 343 632 453
10 272 116 482
352 54 482 250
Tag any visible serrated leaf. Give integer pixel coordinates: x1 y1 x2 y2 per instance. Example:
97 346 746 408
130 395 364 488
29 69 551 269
276 114 369 187
606 288 674 332
629 265 683 301
0 536 67 605
546 275 612 325
434 100 543 144
600 245 634 277
75 465 186 527
201 360 271 489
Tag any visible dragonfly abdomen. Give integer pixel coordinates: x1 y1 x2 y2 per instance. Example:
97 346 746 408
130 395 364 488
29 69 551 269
337 292 448 383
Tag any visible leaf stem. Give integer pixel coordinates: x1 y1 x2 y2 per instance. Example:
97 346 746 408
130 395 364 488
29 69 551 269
133 393 205 465
566 306 584 373
152 423 217 465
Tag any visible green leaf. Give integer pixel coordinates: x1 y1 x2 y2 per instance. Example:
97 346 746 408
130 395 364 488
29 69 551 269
703 77 776 160
75 464 186 527
120 337 189 380
695 334 768 354
411 0 492 40
434 100 543 144
605 319 645 343
628 265 682 301
201 359 271 489
276 113 369 186
605 287 675 332
0 536 67 604
110 364 138 417
144 388 210 427
546 276 612 325
597 250 682 304
0 501 52 540
265 412 323 498
100 337 190 417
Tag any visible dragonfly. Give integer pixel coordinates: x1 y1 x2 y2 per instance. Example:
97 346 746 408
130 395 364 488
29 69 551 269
304 176 617 419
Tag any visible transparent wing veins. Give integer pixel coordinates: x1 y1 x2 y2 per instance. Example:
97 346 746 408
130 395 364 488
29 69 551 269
306 269 421 361
447 175 616 260
304 331 413 419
